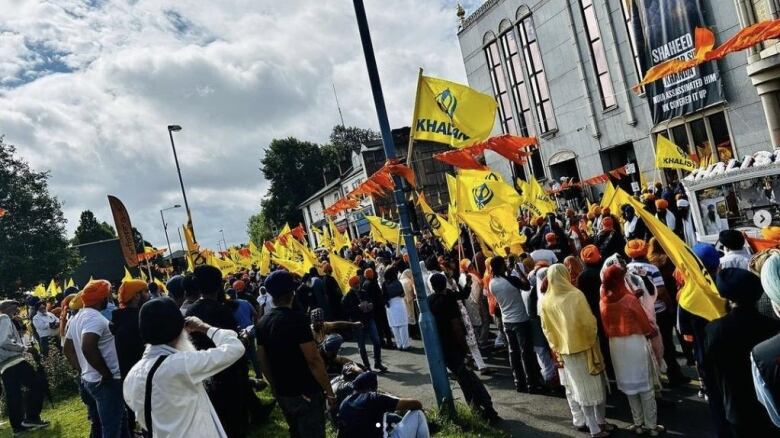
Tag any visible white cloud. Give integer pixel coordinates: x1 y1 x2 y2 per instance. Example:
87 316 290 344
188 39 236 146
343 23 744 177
0 0 470 250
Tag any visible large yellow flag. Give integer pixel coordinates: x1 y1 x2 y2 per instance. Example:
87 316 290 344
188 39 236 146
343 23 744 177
518 178 556 217
459 169 505 182
46 279 60 297
655 134 696 172
456 176 522 212
289 238 318 274
459 205 524 256
271 257 308 277
329 254 358 295
418 193 459 250
612 188 726 321
207 254 237 278
412 75 496 148
366 216 401 243
123 267 134 282
328 219 350 251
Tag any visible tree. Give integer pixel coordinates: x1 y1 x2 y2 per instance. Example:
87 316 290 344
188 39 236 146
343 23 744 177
0 137 79 295
247 211 274 246
259 137 324 227
72 210 116 245
322 125 380 179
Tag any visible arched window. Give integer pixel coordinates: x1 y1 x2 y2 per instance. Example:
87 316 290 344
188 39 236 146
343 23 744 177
483 32 515 135
498 21 534 137
515 11 557 134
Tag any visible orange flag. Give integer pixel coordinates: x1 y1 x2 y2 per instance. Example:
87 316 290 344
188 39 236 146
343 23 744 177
433 148 487 170
745 234 780 252
636 19 780 88
384 161 416 188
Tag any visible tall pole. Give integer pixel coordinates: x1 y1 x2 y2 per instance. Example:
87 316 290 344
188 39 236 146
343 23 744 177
176 227 185 253
167 126 196 243
351 0 453 414
160 209 173 259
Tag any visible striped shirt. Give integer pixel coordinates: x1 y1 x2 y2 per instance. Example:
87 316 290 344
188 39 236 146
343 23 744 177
628 260 667 313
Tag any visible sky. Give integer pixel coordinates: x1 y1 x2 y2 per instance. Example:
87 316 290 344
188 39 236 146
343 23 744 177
0 0 485 251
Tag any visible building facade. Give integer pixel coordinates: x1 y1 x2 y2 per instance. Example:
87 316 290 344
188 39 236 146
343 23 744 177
457 0 776 197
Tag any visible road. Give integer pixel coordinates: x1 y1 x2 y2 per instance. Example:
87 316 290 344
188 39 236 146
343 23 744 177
341 339 714 437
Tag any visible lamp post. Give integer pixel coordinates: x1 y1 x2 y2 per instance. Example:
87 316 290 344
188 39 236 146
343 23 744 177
351 0 453 414
160 205 181 259
167 125 196 243
176 226 185 252
219 229 228 250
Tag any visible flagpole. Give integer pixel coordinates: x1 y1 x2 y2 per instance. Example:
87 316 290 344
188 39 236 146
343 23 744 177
351 0 453 414
406 68 423 166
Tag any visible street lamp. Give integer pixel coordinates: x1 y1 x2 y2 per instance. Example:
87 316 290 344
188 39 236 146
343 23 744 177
167 124 196 243
219 229 228 251
160 205 181 259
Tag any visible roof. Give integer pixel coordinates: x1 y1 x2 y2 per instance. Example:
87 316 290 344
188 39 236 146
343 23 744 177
297 178 343 209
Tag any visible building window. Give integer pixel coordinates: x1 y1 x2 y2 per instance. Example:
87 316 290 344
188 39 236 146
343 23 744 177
516 14 557 134
484 40 516 135
620 0 644 92
499 29 535 136
655 109 735 170
579 0 616 109
529 146 545 178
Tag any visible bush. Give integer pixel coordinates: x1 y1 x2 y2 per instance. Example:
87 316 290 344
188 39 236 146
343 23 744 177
40 348 79 397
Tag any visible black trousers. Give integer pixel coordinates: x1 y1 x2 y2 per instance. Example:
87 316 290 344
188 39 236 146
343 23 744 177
657 309 685 381
503 321 543 390
447 359 496 417
1 360 44 429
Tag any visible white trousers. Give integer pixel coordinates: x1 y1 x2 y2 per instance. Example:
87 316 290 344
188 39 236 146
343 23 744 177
627 390 657 429
391 325 411 349
387 410 429 438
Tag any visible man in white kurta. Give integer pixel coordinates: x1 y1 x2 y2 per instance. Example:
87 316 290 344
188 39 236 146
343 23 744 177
123 298 245 438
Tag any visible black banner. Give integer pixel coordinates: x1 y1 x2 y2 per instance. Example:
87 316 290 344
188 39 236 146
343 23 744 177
629 0 722 123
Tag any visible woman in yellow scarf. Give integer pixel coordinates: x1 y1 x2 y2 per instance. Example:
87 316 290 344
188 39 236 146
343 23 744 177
540 264 612 437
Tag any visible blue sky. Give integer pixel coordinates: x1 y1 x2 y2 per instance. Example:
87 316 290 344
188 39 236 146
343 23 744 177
0 0 477 250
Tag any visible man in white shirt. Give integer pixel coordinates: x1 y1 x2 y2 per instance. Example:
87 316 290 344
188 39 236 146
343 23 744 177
63 280 129 438
32 302 59 357
124 297 245 438
719 229 750 270
0 300 49 434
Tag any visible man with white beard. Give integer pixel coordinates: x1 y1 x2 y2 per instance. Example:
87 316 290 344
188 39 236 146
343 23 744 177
123 298 245 438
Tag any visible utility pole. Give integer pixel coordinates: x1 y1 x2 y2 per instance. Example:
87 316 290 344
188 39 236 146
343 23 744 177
351 0 454 414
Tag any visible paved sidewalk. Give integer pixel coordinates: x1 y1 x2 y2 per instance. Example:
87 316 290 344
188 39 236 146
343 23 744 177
341 340 713 437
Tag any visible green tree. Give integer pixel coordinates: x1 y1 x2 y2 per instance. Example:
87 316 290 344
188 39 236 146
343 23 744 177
0 137 79 295
72 210 116 245
246 211 274 246
260 137 324 227
322 125 380 179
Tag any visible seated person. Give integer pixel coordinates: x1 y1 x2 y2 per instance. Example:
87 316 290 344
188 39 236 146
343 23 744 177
337 371 429 438
320 334 356 374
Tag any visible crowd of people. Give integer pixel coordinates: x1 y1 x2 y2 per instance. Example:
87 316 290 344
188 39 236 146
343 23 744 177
2 183 780 437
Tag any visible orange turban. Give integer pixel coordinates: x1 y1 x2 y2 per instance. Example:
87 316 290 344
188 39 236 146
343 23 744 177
625 239 648 259
602 207 611 215
565 208 575 217
593 206 602 215
545 233 557 244
81 280 111 307
232 280 246 292
602 217 614 230
580 245 602 265
460 259 472 272
118 279 147 307
364 268 375 280
348 276 361 288
655 199 668 210
586 212 595 220
763 226 780 242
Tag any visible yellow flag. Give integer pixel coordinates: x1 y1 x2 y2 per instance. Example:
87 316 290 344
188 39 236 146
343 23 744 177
46 279 58 297
448 203 458 229
412 75 496 148
446 174 458 209
207 254 236 278
33 284 46 298
459 205 524 256
366 216 401 243
458 169 505 182
612 188 726 321
123 267 133 282
271 257 307 277
66 278 75 289
289 238 319 274
517 178 555 217
328 219 350 251
140 269 148 282
154 278 167 293
418 193 459 250
515 178 529 204
456 176 522 212
329 254 358 295
655 134 695 172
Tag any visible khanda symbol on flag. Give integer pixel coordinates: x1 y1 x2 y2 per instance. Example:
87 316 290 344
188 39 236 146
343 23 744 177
472 183 495 209
435 88 457 118
425 213 441 230
380 218 398 229
489 216 509 244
